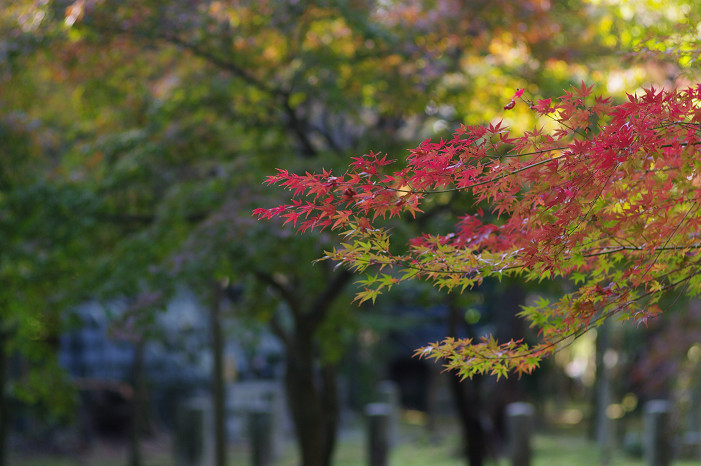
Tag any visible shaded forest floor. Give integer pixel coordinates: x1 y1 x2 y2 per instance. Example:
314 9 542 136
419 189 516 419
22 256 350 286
8 418 700 466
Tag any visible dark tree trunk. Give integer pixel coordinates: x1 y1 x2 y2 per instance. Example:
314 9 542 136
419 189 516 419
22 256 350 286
256 270 352 466
591 319 614 466
588 320 608 441
449 377 485 466
262 269 350 466
319 362 339 464
210 284 227 466
129 339 145 466
489 282 527 444
447 299 486 466
283 325 339 466
0 325 10 466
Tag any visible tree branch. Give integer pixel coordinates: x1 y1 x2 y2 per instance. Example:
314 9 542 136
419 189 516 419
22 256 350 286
269 313 293 349
254 271 303 318
158 33 285 99
306 268 353 325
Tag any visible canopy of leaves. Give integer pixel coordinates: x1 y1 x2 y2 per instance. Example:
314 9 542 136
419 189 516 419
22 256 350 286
0 0 634 330
3 0 698 407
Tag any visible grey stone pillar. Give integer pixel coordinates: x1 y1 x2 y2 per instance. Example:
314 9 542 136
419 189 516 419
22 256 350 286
365 402 391 466
644 400 672 466
248 407 273 466
506 402 535 466
377 380 400 446
174 397 213 466
679 432 701 460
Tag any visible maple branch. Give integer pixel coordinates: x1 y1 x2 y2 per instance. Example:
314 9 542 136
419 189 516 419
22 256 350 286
654 121 701 130
434 262 701 367
371 138 701 196
638 200 699 284
480 145 569 159
580 243 701 257
257 83 701 377
559 165 615 249
337 236 701 281
393 153 566 195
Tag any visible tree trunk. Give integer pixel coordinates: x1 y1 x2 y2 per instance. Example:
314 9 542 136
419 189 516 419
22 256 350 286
210 284 227 466
594 320 613 465
129 339 145 466
260 268 350 466
320 362 339 464
0 325 11 466
489 282 526 443
284 333 339 466
447 300 486 466
448 375 486 466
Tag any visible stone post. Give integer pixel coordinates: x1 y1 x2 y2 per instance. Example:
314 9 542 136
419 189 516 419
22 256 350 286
377 380 400 446
506 402 535 466
248 407 273 466
365 402 391 466
174 397 212 466
644 400 671 466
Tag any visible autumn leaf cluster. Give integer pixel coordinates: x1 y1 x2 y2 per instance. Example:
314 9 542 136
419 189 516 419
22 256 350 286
256 82 701 378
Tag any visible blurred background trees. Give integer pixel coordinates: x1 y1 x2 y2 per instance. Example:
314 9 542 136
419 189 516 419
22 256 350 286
1 0 699 465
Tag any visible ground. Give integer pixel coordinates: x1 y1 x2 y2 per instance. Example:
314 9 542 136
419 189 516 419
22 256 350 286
8 417 699 465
